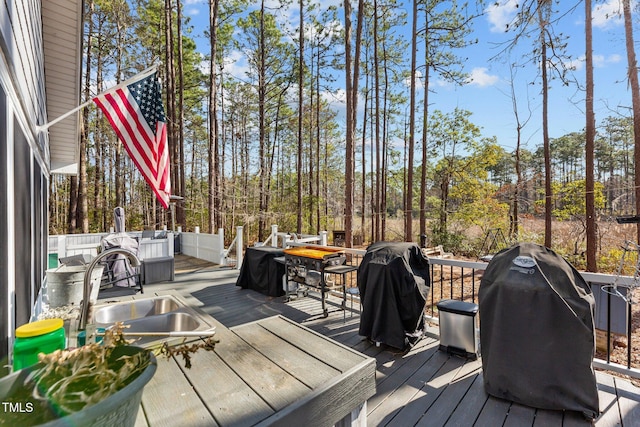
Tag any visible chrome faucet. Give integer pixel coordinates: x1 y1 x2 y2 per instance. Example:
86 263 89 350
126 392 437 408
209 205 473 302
79 248 141 330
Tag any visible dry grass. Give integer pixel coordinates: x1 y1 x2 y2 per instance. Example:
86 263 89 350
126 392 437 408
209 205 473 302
371 216 640 273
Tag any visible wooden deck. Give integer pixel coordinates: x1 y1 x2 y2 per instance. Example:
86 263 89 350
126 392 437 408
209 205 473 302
134 256 640 426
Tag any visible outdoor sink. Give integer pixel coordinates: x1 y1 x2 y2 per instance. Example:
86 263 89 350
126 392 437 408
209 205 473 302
93 296 180 323
123 312 201 333
91 294 214 347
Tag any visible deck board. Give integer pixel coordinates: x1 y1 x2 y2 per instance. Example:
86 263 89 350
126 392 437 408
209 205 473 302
386 355 468 426
614 375 640 425
414 359 482 426
444 373 487 426
594 372 621 427
181 342 275 426
502 403 536 427
140 354 217 426
137 258 640 427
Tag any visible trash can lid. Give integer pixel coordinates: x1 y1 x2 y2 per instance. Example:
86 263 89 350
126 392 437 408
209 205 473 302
16 318 64 338
436 299 478 315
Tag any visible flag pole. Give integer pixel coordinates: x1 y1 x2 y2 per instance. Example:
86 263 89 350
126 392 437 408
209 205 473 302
37 64 159 133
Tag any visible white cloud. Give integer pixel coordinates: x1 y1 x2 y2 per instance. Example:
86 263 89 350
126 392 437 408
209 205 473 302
485 0 519 33
304 19 342 45
550 52 622 74
221 50 251 81
183 0 202 16
593 0 624 29
566 57 584 72
570 53 623 71
595 53 622 67
466 68 499 87
403 70 425 90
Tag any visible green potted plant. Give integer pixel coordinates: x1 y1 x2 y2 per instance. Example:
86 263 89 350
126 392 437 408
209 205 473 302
0 325 156 426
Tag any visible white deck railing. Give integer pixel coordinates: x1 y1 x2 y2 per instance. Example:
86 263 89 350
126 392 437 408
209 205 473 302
266 229 640 379
48 231 174 262
49 226 245 270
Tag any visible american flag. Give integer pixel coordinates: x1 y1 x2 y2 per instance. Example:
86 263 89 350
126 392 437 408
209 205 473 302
93 70 171 209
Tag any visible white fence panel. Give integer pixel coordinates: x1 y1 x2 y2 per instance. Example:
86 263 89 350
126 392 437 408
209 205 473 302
49 233 173 261
138 236 173 259
180 231 224 264
51 233 106 259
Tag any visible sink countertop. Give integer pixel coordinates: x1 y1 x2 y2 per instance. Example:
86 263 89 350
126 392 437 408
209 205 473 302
137 313 376 426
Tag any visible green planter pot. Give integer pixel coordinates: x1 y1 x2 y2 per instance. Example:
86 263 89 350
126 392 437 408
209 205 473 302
0 347 156 427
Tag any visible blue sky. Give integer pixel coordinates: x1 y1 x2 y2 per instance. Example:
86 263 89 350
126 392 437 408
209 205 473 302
181 0 637 154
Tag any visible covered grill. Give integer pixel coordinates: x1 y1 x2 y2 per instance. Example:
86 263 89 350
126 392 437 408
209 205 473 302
357 242 430 350
283 246 346 317
479 242 599 419
99 207 141 291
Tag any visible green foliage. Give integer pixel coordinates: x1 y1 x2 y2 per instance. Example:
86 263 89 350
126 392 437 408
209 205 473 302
429 223 464 254
550 180 606 220
452 197 510 235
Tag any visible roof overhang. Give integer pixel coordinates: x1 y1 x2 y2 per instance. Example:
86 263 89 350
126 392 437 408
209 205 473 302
42 0 83 175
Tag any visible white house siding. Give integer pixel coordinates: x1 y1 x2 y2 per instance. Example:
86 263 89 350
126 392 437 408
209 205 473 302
0 0 70 363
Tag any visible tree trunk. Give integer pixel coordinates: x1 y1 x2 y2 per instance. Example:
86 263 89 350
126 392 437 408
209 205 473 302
360 70 368 241
77 20 94 234
405 0 417 242
176 0 186 227
344 0 353 247
315 48 321 233
68 176 78 233
419 29 429 241
585 0 597 271
82 0 95 233
373 0 381 243
348 0 364 247
297 0 304 234
165 0 176 229
622 0 640 243
509 64 524 242
538 0 552 248
208 0 220 233
257 0 267 241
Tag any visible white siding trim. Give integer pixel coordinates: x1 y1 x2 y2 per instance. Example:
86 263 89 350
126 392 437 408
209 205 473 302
6 99 15 360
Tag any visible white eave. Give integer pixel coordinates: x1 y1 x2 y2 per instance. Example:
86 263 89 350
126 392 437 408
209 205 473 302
42 0 83 175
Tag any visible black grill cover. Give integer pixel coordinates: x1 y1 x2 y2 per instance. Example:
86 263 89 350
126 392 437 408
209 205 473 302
479 242 599 418
358 242 430 350
236 246 285 297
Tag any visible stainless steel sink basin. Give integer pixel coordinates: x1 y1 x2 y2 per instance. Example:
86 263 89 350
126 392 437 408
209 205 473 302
94 296 180 323
124 312 201 333
91 294 214 347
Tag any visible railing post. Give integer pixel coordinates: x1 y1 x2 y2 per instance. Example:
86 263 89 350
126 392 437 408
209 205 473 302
57 235 67 260
271 224 278 247
195 226 200 260
320 231 328 246
217 228 225 265
167 232 174 257
236 226 244 269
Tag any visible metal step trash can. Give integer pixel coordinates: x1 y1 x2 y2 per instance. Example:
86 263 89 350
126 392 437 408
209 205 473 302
437 299 478 360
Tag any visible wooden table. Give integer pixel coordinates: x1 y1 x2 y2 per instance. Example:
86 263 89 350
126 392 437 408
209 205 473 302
137 315 376 426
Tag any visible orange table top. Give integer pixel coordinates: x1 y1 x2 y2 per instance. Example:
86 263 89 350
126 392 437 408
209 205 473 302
284 246 343 260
